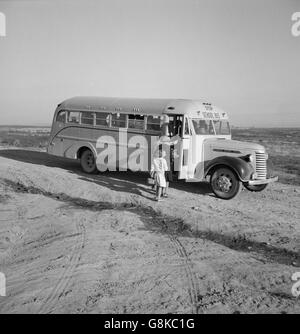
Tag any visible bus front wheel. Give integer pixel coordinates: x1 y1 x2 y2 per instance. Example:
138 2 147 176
80 149 97 174
210 167 241 200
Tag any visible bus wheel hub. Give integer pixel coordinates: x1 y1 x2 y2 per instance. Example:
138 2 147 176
217 176 232 192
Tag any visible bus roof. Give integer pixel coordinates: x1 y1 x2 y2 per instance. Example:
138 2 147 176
58 96 228 119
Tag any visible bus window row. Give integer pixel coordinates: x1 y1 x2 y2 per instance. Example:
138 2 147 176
56 110 161 132
56 110 229 136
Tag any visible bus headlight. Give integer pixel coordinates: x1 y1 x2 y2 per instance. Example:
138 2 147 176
246 154 254 163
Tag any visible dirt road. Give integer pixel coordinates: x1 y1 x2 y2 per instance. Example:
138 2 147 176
0 148 299 313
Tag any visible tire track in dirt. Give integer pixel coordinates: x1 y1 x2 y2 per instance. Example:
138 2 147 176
138 209 204 314
38 221 86 314
168 234 202 314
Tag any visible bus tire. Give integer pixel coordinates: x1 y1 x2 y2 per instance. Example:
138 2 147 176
80 149 97 174
210 166 241 200
244 184 268 192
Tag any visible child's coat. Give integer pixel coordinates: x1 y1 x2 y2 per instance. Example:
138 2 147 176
151 157 168 188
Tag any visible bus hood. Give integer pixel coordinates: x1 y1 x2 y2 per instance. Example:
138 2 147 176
204 138 266 153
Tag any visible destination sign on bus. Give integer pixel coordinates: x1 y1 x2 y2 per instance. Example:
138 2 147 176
196 111 227 119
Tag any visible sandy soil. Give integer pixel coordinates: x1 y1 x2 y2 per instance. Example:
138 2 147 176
0 148 299 314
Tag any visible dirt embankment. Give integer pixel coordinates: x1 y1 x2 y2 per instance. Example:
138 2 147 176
0 148 299 314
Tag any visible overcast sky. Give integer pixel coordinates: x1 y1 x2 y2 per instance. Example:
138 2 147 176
0 0 299 127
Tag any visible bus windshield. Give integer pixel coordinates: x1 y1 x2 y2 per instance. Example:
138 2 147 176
192 119 214 135
191 119 230 135
213 120 231 135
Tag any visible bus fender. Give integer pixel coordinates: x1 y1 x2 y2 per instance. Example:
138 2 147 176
204 156 254 182
64 141 98 160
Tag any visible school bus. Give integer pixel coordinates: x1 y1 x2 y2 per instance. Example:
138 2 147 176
48 96 278 199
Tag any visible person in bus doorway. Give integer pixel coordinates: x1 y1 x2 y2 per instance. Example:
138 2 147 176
174 117 182 136
150 149 168 201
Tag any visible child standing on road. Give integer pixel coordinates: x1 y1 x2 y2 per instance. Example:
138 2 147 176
151 149 168 201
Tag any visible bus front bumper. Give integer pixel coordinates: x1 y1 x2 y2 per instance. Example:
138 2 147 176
247 176 278 186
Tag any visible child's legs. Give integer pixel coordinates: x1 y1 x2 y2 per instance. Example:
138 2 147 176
156 186 162 199
164 182 169 194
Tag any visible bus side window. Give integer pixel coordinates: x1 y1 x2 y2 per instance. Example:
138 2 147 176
96 112 110 127
56 110 66 123
147 115 161 132
111 113 126 128
68 111 80 123
128 115 145 130
81 111 94 125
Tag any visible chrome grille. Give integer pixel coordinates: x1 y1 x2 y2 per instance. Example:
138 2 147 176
255 152 267 179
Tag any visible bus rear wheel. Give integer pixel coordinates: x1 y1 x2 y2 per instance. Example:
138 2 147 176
80 149 97 174
244 184 268 192
210 167 241 200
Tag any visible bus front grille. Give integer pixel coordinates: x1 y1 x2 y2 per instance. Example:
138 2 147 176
255 152 267 179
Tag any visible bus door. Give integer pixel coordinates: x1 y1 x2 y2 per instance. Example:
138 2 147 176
164 115 182 176
189 118 214 181
176 116 194 180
